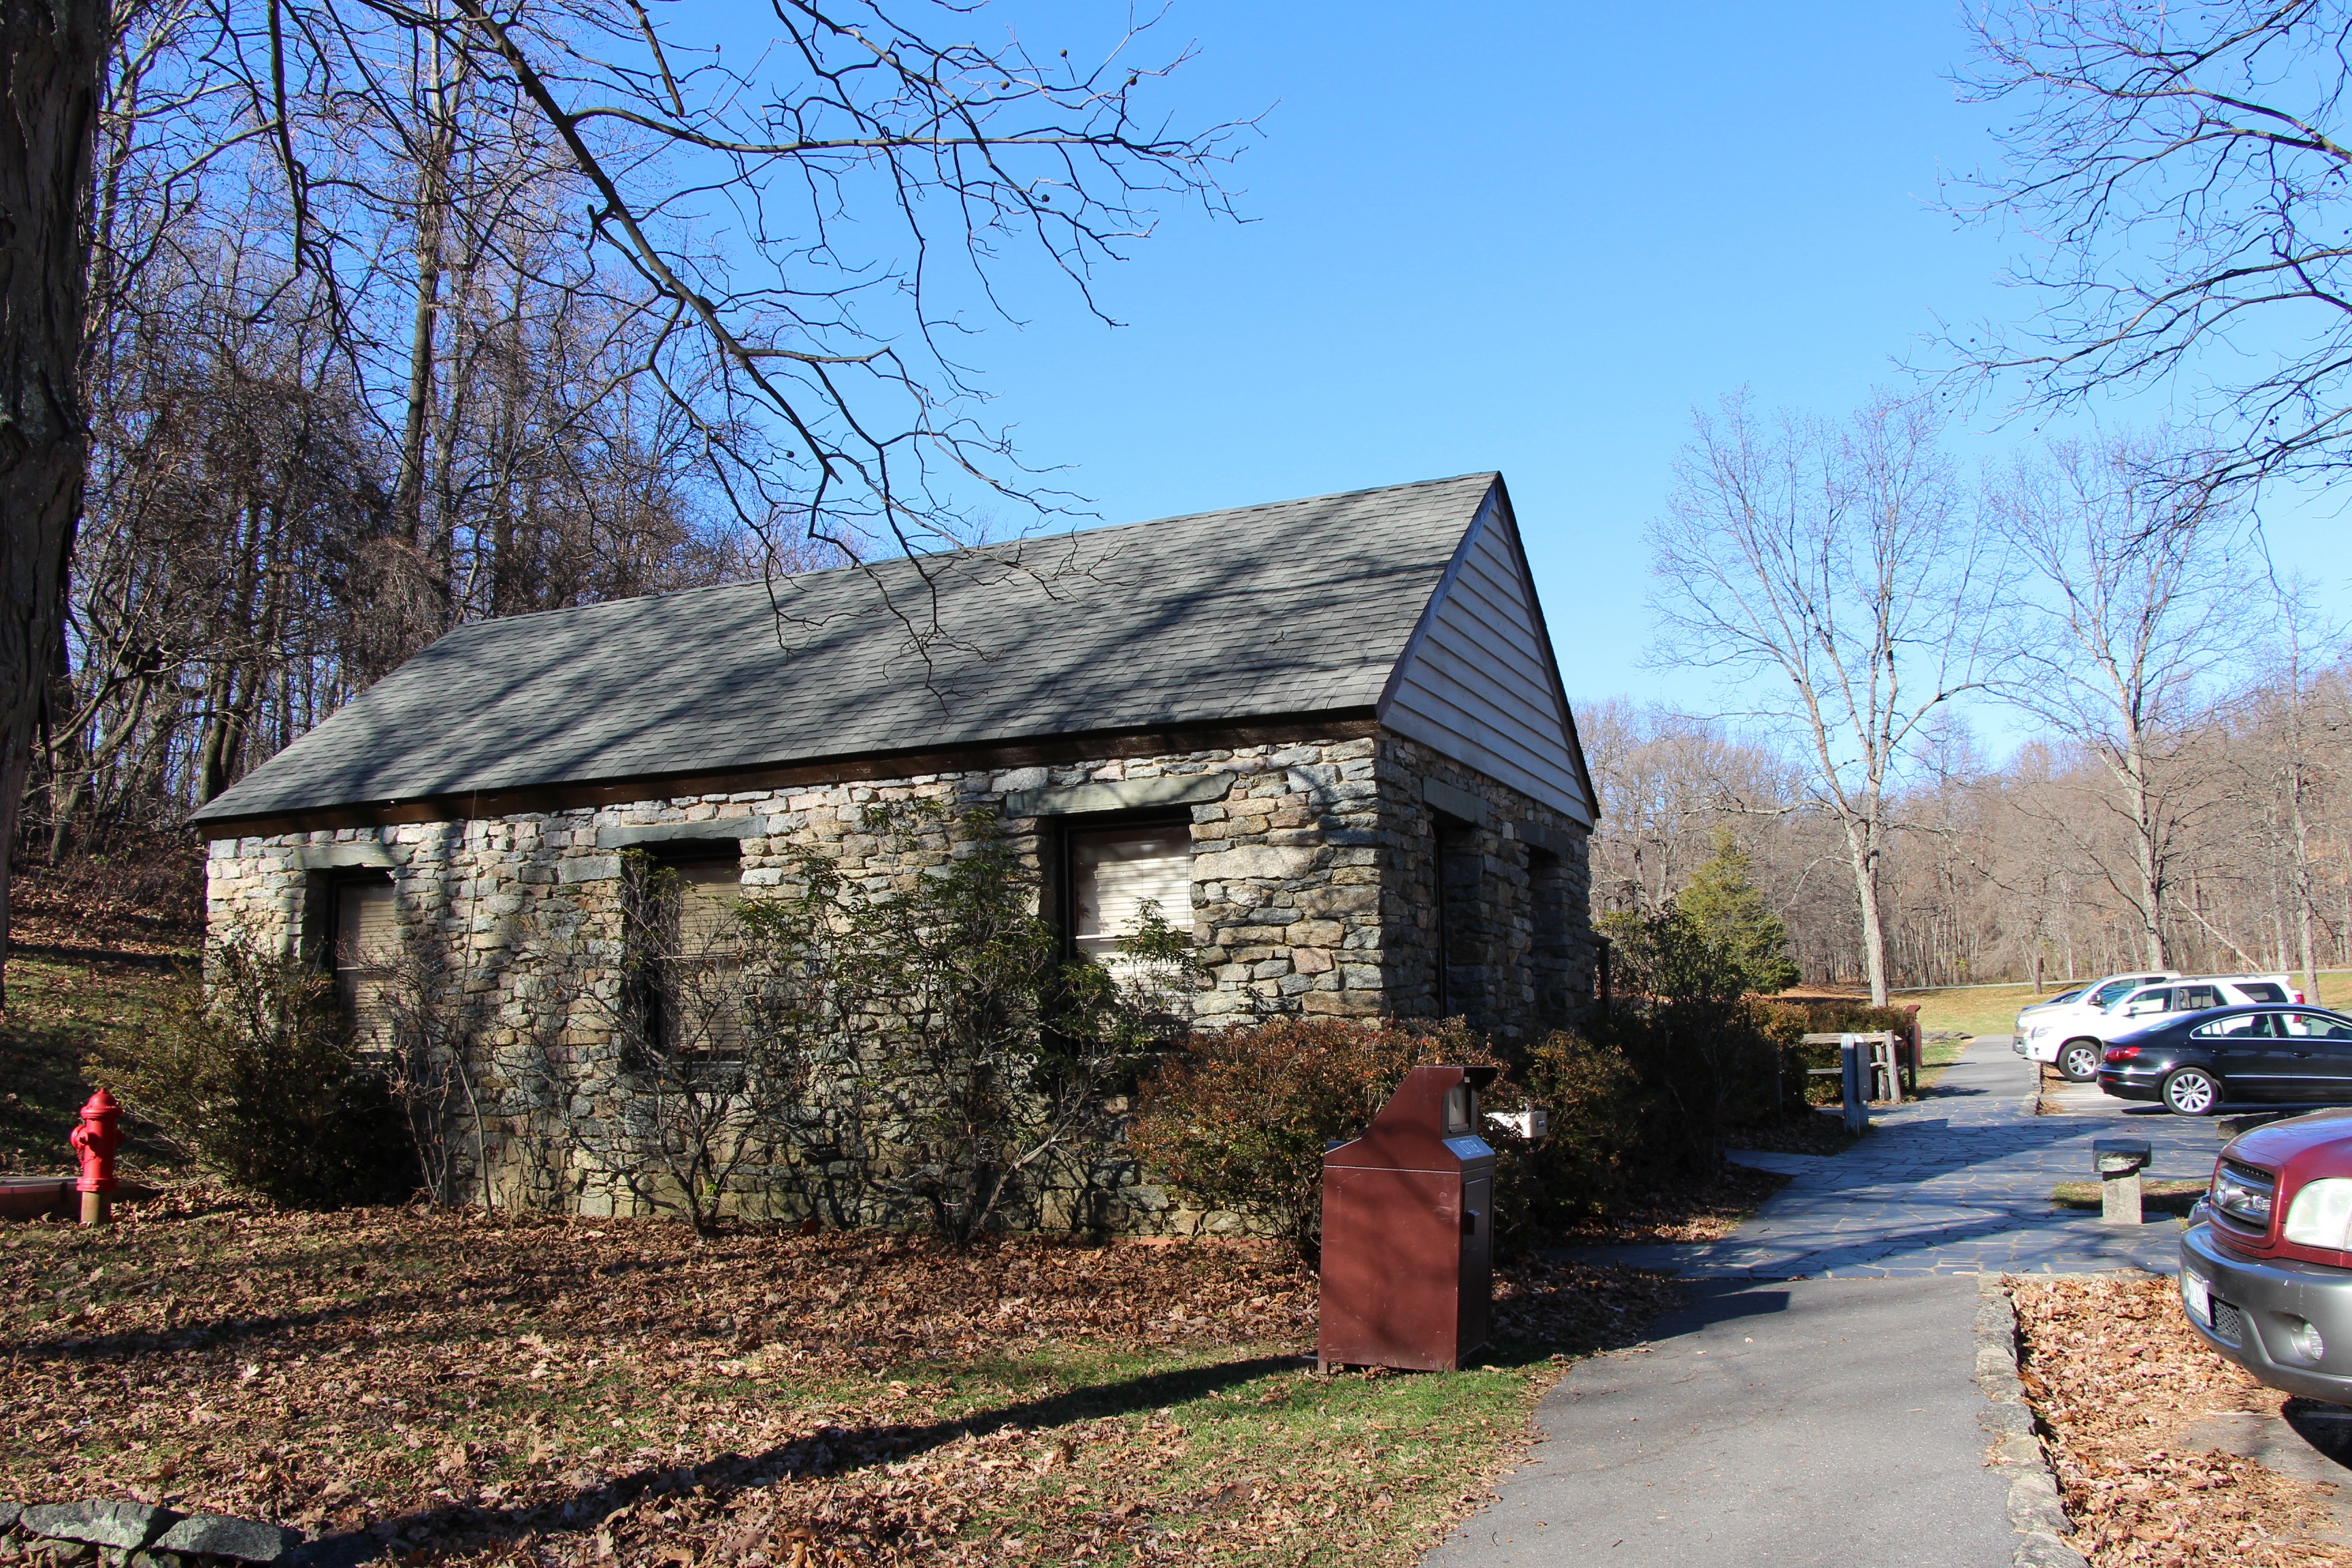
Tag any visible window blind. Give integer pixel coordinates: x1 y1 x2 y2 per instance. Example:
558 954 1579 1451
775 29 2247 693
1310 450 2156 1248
1071 826 1193 962
333 880 398 1050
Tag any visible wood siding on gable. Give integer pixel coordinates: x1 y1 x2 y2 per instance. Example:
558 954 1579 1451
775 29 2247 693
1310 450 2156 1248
1381 494 1592 824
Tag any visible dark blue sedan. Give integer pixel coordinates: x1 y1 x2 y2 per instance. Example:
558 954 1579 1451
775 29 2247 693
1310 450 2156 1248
2099 1004 2352 1115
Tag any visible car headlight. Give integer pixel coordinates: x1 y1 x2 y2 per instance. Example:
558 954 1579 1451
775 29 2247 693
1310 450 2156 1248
2284 1178 2352 1249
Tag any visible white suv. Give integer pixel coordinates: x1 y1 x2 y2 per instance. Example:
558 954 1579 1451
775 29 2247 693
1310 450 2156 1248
2012 973 2177 1064
2027 973 2306 1081
2007 984 2097 1056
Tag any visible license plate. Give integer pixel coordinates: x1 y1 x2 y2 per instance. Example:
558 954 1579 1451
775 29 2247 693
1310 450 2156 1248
2183 1271 2212 1325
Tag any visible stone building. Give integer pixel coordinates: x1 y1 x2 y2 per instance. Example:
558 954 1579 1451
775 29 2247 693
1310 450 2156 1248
192 473 1598 1211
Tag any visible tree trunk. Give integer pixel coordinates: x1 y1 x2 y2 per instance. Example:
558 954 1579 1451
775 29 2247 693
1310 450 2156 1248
0 0 105 1009
2122 736 2167 966
1840 812 1891 1005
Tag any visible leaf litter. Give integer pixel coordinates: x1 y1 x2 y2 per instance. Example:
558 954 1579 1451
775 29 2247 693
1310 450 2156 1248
2011 1274 2352 1567
3 1195 1679 1565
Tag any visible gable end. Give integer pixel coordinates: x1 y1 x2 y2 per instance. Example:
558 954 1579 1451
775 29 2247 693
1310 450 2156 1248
1377 483 1592 825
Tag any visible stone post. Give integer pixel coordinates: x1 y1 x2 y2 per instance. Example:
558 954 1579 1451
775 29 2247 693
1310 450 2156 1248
2094 1137 2153 1226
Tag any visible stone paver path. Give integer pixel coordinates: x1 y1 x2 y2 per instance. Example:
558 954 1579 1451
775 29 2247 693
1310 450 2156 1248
1567 1034 2215 1278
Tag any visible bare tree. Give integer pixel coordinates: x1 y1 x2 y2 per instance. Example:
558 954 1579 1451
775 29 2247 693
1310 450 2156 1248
9 0 1237 1000
2225 574 2347 996
193 0 1241 587
1990 435 2249 966
1582 698 1806 913
1649 393 1997 1004
1959 1 2352 493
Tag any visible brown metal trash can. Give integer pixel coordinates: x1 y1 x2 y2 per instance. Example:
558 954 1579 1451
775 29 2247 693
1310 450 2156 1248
1316 1063 1499 1373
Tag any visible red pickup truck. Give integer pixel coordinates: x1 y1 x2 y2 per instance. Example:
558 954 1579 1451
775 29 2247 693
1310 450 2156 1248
2182 1109 2352 1400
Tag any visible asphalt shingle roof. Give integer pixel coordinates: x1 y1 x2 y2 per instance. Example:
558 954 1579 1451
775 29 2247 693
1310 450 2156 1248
191 473 1500 825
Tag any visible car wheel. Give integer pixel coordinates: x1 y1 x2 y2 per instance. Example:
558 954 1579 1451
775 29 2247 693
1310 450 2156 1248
2162 1066 2221 1117
2059 1041 2103 1082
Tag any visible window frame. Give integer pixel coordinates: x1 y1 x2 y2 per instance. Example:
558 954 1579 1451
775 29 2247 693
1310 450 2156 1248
313 869 397 1049
1053 808 1195 969
623 836 747 1066
1431 809 1480 1019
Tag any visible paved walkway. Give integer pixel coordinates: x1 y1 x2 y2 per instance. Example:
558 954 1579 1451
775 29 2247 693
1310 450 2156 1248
1424 1277 2019 1568
1566 1034 2215 1278
1426 1036 2221 1568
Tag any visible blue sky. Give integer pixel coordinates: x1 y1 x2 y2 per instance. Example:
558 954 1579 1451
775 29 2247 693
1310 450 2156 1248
940 1 2025 711
747 1 2349 738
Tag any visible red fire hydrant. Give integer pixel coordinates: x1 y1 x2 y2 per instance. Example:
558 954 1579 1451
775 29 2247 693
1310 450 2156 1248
69 1089 123 1226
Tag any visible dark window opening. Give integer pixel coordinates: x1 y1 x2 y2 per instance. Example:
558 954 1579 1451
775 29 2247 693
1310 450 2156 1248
1529 847 1573 1030
1434 816 1480 1021
625 842 745 1066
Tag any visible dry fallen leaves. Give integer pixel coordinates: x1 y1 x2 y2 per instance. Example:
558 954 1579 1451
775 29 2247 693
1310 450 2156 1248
2011 1275 2352 1568
1548 1164 1789 1247
2 1195 1678 1566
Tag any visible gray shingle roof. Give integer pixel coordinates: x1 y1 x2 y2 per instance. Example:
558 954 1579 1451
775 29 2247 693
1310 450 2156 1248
191 472 1501 825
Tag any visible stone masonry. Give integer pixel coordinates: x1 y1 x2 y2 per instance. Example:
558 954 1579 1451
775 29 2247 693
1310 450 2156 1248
205 728 1593 1220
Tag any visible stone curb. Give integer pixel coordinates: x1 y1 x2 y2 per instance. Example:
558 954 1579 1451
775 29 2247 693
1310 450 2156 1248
1975 1275 2091 1568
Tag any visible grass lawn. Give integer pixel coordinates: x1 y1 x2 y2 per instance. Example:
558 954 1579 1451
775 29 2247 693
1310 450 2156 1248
2 1201 1680 1566
1889 983 2051 1040
1 952 191 1177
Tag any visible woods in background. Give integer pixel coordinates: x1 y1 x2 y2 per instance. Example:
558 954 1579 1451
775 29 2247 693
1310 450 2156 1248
1630 377 2328 999
1588 647 2352 996
29 0 1231 887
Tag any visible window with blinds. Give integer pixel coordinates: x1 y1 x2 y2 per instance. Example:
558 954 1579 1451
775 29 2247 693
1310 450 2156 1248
1068 824 1194 964
644 855 744 1061
671 860 743 954
333 879 398 1051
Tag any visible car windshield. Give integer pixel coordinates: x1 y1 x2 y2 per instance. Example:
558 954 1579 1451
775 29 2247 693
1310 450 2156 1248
2092 979 2140 1007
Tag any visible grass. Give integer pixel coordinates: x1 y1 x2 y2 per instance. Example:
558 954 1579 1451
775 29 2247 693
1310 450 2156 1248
1890 983 2053 1039
2049 1179 2206 1218
1 1203 1681 1567
0 952 192 1176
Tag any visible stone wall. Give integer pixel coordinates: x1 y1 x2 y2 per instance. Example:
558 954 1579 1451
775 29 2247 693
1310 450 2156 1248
1375 732 1595 1044
202 726 1594 1222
